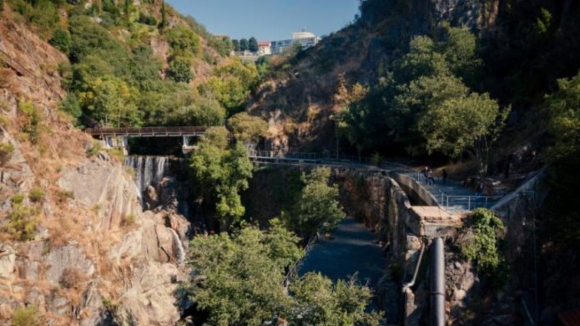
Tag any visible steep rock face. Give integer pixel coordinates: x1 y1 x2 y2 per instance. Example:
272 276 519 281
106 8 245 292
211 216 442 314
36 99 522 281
58 154 142 230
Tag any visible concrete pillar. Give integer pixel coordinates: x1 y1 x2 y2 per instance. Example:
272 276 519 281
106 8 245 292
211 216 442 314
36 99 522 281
119 136 129 156
183 135 190 147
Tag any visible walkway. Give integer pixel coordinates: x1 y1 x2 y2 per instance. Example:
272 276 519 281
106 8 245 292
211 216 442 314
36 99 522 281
298 218 385 287
249 151 499 212
86 126 207 137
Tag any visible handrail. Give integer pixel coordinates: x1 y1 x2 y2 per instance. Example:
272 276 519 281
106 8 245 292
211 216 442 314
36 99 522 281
402 240 426 293
86 126 208 136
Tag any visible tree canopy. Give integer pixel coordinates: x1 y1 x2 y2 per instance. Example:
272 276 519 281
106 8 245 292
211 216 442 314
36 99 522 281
185 222 380 326
284 167 346 237
189 127 253 229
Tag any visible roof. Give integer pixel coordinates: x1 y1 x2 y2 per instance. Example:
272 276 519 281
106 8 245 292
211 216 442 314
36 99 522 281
258 41 271 46
559 308 580 326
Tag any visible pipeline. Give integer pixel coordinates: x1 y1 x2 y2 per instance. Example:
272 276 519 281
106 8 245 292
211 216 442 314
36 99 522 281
430 237 445 326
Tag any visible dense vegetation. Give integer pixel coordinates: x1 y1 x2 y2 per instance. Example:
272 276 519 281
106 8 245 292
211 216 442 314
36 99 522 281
338 26 507 173
4 0 263 129
185 222 380 326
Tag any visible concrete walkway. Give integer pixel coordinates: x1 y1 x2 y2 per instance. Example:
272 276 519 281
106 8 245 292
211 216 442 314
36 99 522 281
298 218 386 288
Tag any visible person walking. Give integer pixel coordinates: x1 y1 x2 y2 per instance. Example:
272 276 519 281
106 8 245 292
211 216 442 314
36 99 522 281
427 168 435 185
442 169 448 185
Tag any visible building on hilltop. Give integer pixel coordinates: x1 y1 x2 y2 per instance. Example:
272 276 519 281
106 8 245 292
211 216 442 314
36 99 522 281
271 30 320 54
257 41 271 56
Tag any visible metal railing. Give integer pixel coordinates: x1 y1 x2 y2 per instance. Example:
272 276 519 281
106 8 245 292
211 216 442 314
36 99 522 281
438 192 495 212
86 126 208 137
248 150 499 213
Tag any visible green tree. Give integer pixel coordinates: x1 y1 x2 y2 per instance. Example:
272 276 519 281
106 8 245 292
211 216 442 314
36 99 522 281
78 76 140 127
286 167 345 237
167 56 193 83
185 223 302 326
189 127 253 228
159 0 167 30
543 71 580 247
286 272 380 326
232 39 240 52
227 112 268 143
248 36 259 52
460 208 506 278
166 25 201 57
239 38 248 52
394 35 448 84
49 28 71 55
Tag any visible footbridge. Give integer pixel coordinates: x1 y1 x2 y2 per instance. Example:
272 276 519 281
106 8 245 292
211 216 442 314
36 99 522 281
86 126 207 154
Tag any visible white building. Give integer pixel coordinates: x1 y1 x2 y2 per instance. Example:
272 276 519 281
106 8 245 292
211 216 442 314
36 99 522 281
271 31 320 54
257 41 271 56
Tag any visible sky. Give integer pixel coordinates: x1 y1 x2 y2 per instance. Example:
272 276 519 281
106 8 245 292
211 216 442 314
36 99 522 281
165 0 360 41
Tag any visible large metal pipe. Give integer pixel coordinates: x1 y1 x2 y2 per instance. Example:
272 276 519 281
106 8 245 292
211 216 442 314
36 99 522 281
430 237 445 326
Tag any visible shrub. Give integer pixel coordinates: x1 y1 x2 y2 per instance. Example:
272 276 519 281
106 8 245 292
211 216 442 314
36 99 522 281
60 268 83 289
7 204 39 241
123 214 136 226
12 193 25 205
167 56 193 83
29 187 45 203
0 142 14 165
138 12 157 25
49 28 71 55
107 148 124 162
87 141 102 157
18 101 42 144
57 189 74 203
0 115 9 127
460 208 507 279
11 305 41 326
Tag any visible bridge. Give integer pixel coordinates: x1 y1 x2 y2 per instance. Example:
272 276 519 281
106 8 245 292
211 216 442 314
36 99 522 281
246 149 501 213
86 126 208 154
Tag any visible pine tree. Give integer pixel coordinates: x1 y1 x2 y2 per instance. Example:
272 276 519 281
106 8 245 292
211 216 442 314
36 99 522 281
159 1 167 31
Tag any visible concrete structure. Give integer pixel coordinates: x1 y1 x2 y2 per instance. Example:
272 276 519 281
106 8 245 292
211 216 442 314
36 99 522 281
271 30 320 54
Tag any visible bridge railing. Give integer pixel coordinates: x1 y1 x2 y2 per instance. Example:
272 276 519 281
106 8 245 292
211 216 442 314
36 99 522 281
248 150 502 212
86 126 208 136
437 192 497 212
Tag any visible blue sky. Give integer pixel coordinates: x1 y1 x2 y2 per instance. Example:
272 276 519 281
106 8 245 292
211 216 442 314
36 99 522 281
166 0 360 41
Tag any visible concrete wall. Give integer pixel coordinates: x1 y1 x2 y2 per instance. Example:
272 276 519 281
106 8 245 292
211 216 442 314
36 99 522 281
390 172 439 206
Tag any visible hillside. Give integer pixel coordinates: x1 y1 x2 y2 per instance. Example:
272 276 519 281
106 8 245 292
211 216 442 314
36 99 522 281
0 0 255 324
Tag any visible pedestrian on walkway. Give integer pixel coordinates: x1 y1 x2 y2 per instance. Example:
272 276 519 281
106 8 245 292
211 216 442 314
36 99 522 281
427 168 435 185
422 166 429 183
442 169 448 185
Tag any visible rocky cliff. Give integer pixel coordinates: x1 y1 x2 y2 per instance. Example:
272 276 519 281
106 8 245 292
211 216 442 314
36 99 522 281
0 8 191 324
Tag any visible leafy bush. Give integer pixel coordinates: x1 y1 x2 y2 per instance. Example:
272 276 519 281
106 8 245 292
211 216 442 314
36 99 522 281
167 56 193 83
12 193 25 205
88 141 102 157
18 101 42 144
0 142 14 166
7 202 39 241
138 12 157 25
57 189 74 203
11 305 41 326
460 208 506 278
49 28 71 55
29 187 45 203
123 214 136 226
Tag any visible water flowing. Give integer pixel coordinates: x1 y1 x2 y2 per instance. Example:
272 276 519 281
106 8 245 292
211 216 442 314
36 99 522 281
124 156 168 205
168 228 186 265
